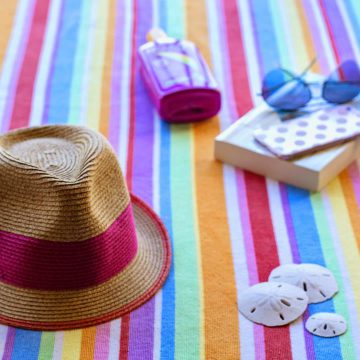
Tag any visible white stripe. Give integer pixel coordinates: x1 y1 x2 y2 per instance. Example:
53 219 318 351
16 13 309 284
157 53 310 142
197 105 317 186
236 0 262 106
108 319 121 360
266 179 307 360
118 0 133 171
266 180 293 264
336 0 360 63
52 332 65 360
153 290 163 360
0 325 8 359
29 0 63 126
0 0 33 131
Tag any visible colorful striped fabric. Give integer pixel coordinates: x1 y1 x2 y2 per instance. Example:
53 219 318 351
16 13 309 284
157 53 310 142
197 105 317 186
0 0 359 358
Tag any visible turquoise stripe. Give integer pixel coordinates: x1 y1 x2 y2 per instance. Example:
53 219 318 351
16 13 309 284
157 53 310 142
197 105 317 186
286 187 342 360
67 0 92 124
11 330 41 360
43 0 83 124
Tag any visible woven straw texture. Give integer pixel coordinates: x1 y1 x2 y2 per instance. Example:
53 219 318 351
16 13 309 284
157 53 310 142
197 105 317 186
0 0 360 359
0 125 171 330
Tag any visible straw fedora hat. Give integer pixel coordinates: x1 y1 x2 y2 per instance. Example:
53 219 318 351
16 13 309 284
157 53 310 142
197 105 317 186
0 125 171 330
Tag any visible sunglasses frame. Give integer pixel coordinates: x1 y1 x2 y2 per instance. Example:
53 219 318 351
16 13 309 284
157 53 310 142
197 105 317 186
261 60 360 111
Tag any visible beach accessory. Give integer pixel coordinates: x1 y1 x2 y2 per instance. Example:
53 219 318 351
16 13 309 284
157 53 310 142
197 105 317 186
269 263 338 303
261 59 360 111
237 282 308 327
253 104 360 160
305 313 347 338
0 125 171 330
138 28 221 123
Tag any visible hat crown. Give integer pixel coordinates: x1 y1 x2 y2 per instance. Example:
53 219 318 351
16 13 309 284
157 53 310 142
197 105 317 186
0 125 131 242
6 137 84 181
0 125 138 291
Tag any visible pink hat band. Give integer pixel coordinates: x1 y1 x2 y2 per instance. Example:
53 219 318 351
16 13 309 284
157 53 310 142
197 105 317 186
0 204 138 291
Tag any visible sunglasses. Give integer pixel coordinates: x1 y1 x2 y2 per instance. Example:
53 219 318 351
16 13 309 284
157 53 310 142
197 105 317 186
261 59 360 111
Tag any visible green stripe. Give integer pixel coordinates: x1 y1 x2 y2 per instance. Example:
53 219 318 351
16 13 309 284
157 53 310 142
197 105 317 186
171 125 201 360
311 193 356 359
167 2 201 358
37 333 55 360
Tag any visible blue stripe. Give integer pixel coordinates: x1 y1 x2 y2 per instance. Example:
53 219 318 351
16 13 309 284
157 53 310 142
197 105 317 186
11 330 41 360
287 186 342 360
158 2 175 359
250 0 282 75
43 0 83 124
159 121 175 360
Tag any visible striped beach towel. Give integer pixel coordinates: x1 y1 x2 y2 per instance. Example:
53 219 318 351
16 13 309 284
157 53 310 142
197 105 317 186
0 0 359 359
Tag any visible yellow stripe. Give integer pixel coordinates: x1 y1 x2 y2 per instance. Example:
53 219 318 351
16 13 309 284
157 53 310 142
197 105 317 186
99 0 116 138
0 1 18 68
62 330 82 360
285 0 313 70
294 0 320 73
87 0 110 130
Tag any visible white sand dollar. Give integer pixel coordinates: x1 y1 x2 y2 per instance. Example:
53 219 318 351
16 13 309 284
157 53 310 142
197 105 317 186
238 282 308 327
306 313 347 337
269 264 338 303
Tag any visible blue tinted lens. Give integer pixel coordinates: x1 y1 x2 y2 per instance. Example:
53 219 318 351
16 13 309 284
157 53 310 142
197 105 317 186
323 60 360 103
262 69 311 110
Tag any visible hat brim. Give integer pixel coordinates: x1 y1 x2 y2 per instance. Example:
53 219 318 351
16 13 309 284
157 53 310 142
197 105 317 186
0 194 171 330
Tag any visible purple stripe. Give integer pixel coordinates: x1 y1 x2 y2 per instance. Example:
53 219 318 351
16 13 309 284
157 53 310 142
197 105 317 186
321 0 357 62
1 327 15 360
108 0 126 152
128 0 155 358
1 0 37 133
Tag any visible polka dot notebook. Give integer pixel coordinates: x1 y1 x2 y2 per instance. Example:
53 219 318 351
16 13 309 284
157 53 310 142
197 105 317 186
253 105 360 160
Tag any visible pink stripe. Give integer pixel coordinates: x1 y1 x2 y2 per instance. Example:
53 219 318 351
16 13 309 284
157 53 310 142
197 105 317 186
94 323 111 360
0 204 138 290
235 79 263 360
235 170 265 359
1 327 15 360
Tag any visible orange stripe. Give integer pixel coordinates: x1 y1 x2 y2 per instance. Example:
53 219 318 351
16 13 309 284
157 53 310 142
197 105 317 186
80 327 97 359
99 0 116 137
185 0 240 358
0 1 18 68
295 0 320 73
339 169 360 250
